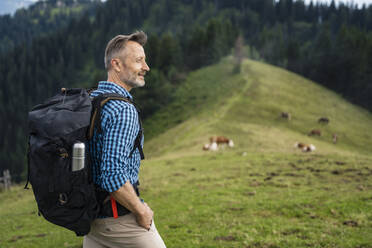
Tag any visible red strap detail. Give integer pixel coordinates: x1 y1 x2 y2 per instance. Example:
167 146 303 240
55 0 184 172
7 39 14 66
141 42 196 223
110 196 118 219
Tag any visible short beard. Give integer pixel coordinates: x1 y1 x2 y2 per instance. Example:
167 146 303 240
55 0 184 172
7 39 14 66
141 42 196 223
124 76 145 89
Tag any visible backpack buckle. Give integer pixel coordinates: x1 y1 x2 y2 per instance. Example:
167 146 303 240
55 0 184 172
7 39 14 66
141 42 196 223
58 193 68 205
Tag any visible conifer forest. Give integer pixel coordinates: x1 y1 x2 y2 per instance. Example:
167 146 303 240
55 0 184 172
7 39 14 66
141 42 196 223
1 0 372 181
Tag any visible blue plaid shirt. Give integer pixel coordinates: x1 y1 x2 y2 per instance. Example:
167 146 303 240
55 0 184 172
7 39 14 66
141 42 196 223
89 81 143 193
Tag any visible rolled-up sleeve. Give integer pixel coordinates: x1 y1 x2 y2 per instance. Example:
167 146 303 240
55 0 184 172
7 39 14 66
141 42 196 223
99 104 139 192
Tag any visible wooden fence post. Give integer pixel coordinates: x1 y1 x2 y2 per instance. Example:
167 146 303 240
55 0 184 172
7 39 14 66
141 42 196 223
0 170 11 191
4 170 11 190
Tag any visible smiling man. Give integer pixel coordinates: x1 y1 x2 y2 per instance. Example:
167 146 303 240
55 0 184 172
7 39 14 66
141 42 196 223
84 31 166 248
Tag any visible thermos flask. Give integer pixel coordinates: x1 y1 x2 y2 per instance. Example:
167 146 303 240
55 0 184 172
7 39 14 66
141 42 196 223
72 142 85 171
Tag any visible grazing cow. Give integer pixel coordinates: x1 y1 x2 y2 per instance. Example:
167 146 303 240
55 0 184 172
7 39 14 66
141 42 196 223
209 136 234 148
281 112 291 120
332 134 338 144
294 142 316 152
294 142 306 149
308 129 321 136
303 144 316 152
318 117 329 124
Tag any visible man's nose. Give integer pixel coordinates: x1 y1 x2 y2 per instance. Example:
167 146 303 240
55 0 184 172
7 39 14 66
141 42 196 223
143 61 150 72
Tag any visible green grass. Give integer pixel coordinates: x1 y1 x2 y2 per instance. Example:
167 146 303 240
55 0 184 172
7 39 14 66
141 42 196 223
2 153 372 247
145 58 372 159
1 58 372 247
0 186 82 248
141 152 372 248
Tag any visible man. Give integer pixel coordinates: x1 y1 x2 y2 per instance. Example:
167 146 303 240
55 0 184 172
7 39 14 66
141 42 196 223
83 31 166 248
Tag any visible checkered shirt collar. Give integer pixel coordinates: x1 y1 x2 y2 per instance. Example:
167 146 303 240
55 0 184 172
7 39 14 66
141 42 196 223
97 81 133 100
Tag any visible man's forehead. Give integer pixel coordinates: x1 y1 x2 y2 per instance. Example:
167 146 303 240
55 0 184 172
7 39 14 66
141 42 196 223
124 41 145 56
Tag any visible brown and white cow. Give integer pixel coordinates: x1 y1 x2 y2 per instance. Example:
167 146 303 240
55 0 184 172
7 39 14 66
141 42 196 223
209 136 234 148
294 142 316 152
203 136 234 151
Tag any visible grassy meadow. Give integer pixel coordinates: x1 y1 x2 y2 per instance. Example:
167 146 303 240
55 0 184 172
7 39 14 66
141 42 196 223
1 58 372 247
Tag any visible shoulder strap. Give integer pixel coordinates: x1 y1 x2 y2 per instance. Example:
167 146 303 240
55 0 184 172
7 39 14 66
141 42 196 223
88 93 145 160
24 137 31 189
130 118 144 159
89 93 132 138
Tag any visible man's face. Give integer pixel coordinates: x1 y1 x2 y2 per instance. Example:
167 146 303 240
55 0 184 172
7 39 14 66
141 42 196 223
117 41 150 89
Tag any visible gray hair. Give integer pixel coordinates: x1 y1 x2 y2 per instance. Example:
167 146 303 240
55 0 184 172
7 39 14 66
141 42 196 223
104 31 147 70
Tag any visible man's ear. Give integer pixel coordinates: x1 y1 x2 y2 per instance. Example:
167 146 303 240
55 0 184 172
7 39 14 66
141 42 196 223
111 59 121 72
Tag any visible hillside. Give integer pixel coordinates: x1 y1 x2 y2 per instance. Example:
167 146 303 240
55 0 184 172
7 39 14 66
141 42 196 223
3 0 372 183
144 57 372 159
139 58 372 247
1 59 372 247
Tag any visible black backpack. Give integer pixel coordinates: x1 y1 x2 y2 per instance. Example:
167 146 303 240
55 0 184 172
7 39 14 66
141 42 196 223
25 88 144 236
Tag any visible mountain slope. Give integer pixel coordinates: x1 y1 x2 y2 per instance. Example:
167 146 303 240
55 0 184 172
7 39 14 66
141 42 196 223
1 59 372 248
144 58 372 159
0 0 99 54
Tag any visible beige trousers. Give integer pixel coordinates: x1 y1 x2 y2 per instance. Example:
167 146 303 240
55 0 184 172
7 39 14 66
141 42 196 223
83 213 166 248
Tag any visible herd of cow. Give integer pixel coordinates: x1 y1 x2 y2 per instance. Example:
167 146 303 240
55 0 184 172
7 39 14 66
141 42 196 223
282 112 338 153
202 113 337 152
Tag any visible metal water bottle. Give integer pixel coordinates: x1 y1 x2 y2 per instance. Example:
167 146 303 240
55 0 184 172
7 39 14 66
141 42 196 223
72 142 85 171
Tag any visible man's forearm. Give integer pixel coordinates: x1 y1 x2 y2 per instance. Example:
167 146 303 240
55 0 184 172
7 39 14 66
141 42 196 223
110 180 146 215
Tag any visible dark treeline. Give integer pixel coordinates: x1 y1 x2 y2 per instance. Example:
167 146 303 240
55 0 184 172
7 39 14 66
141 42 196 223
0 0 100 55
249 0 372 115
1 0 372 181
0 0 238 181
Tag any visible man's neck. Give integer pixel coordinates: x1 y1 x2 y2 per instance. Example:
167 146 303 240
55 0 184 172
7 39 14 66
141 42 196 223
107 72 132 92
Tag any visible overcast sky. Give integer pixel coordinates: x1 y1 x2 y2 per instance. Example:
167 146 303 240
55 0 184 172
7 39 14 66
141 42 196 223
304 0 372 7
